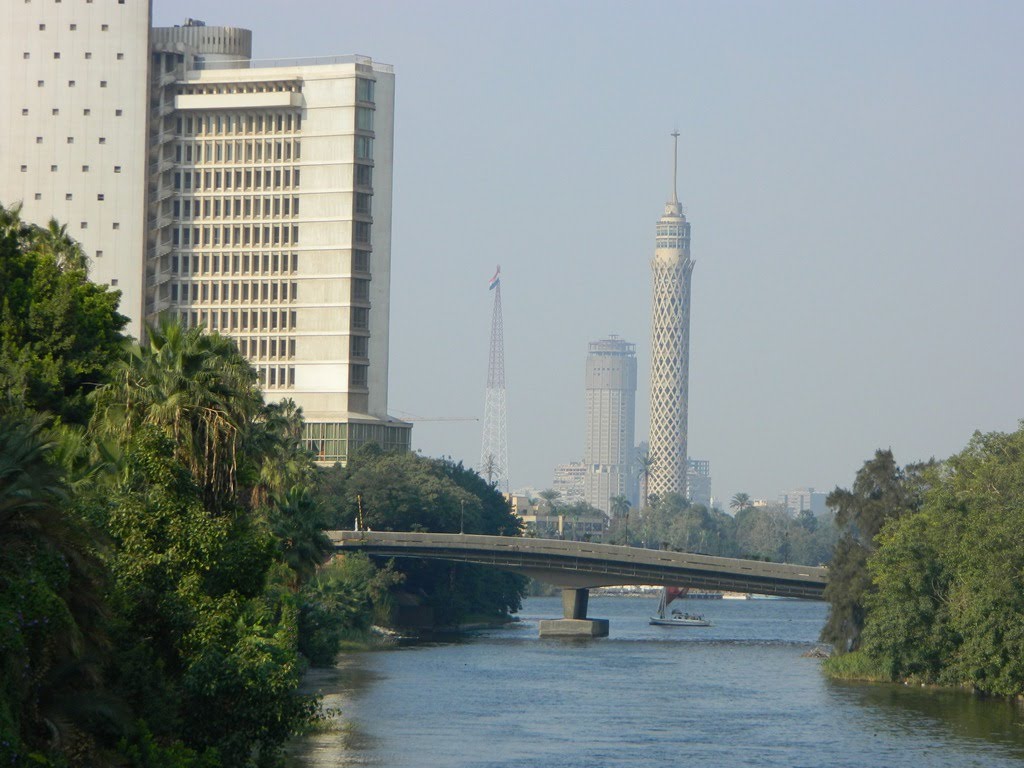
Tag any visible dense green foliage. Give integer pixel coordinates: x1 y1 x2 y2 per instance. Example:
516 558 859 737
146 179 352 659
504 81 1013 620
825 425 1024 697
607 492 837 567
819 450 931 651
0 208 525 766
0 207 128 424
313 447 527 627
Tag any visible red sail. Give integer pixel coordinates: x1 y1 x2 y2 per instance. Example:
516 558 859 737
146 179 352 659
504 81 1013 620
665 586 687 606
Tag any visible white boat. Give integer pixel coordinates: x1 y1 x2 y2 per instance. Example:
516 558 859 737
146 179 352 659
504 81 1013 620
649 587 711 627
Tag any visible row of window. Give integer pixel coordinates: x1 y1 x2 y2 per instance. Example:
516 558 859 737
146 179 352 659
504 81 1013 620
258 366 295 390
171 223 299 248
21 107 122 117
180 81 300 97
173 195 300 220
181 308 298 333
33 137 122 149
24 50 125 60
176 111 301 137
171 251 298 276
169 280 299 305
175 138 300 164
34 79 114 88
235 336 296 361
173 167 300 191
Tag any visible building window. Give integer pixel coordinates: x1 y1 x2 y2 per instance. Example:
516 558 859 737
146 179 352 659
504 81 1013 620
350 365 368 387
355 136 373 160
84 52 91 59
101 24 108 31
80 222 87 229
97 194 104 201
82 165 89 171
114 165 121 173
51 108 58 115
37 81 44 87
83 108 90 115
36 136 42 144
356 107 374 131
20 165 27 173
23 52 29 59
65 193 72 200
66 136 73 144
68 80 75 87
22 109 28 115
112 222 119 230
70 24 76 30
356 78 374 102
110 279 118 286
100 80 107 88
50 165 57 172
116 52 124 60
115 109 122 116
53 52 60 59
98 137 106 144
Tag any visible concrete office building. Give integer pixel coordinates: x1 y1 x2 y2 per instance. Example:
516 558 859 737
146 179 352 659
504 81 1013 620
0 1 152 339
552 461 586 505
686 458 711 509
778 488 827 517
647 132 694 499
583 336 637 515
2 9 410 464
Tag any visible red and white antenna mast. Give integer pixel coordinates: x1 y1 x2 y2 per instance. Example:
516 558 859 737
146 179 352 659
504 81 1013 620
480 265 510 493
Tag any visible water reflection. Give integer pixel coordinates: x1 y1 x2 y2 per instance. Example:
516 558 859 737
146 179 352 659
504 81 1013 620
831 679 1024 757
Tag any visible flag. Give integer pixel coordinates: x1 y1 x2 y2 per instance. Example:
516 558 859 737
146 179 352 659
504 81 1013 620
489 265 501 290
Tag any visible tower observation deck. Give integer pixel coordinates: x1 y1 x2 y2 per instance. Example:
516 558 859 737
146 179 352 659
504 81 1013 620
648 132 694 499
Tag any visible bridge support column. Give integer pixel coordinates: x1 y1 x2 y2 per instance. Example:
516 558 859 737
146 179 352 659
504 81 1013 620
538 588 609 638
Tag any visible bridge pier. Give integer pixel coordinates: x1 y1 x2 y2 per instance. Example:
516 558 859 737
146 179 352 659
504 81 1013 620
538 588 609 638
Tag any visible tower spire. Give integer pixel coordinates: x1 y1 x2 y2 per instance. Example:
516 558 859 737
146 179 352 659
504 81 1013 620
670 129 680 205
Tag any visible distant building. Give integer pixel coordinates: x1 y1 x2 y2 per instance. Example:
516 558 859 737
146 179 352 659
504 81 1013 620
552 462 586 504
583 336 637 514
648 133 694 499
778 488 828 517
686 458 711 508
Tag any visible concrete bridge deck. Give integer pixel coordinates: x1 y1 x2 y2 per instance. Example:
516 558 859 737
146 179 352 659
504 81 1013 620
329 531 828 636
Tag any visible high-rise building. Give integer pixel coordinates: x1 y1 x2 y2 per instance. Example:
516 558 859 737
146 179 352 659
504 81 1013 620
583 336 637 514
686 458 711 509
552 461 585 504
0 1 152 339
648 132 694 499
2 11 411 465
778 488 827 517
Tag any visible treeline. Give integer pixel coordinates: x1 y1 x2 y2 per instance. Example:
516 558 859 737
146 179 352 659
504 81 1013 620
606 494 837 567
0 205 525 767
822 427 1024 697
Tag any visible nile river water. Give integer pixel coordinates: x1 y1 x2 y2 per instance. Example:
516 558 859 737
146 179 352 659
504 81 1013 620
287 596 1024 767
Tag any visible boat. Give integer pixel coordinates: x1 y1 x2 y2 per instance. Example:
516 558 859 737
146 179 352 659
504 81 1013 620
649 587 711 627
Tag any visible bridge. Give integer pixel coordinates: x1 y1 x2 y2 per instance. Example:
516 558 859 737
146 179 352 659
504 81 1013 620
328 531 829 637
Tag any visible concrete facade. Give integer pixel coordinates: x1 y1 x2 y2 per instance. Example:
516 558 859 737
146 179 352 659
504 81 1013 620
148 25 410 462
583 337 637 513
686 457 712 508
0 0 152 339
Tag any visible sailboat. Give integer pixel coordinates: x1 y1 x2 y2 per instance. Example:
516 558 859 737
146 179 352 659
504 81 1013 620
649 586 711 627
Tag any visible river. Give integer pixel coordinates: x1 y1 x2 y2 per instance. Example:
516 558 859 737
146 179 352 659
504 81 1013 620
287 595 1024 767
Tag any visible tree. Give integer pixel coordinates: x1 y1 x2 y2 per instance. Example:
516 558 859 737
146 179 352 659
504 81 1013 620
820 449 930 652
537 488 561 514
92 315 264 512
730 492 752 513
636 451 655 508
0 204 128 424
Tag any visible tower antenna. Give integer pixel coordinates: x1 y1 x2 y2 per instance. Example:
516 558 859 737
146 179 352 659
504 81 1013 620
480 265 510 493
670 129 680 204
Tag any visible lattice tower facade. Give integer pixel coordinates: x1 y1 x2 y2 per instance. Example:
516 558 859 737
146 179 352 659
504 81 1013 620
648 132 694 499
480 270 510 493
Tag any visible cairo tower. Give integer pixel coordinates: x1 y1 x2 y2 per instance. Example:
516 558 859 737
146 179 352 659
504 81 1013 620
647 132 693 499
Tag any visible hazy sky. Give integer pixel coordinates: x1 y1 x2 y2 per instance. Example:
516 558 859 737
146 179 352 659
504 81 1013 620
155 1 1024 505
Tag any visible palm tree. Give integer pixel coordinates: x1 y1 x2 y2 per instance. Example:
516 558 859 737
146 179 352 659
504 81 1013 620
636 451 656 508
730 492 753 513
34 217 87 270
93 315 263 510
538 489 561 514
609 494 632 546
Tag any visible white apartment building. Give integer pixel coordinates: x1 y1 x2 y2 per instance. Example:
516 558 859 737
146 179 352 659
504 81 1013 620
583 336 637 514
552 461 585 504
686 457 712 509
0 0 151 338
2 9 410 464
